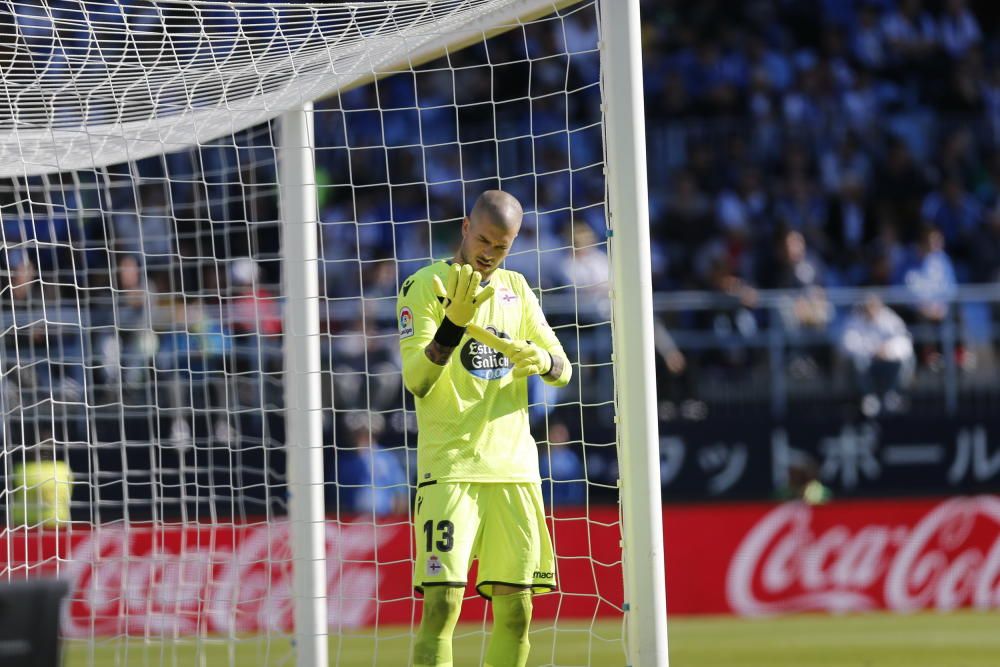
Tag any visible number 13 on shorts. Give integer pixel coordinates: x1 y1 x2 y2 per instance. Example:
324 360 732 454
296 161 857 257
422 519 455 553
413 482 477 591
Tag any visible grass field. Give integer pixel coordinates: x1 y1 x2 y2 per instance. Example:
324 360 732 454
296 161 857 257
65 610 1000 666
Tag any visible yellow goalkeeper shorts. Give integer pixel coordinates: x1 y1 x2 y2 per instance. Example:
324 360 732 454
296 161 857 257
413 481 556 599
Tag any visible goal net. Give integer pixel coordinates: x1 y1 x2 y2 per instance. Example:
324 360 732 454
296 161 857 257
0 0 630 665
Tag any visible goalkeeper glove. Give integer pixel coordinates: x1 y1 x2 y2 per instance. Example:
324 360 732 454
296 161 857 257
467 324 552 378
432 263 495 327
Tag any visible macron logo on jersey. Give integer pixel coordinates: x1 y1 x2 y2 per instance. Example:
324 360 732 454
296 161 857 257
460 325 512 380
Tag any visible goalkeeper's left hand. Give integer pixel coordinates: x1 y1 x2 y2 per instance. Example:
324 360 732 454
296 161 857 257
431 263 495 328
467 324 552 378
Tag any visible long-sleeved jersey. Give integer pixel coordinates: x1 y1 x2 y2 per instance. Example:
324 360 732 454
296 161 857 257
398 260 570 484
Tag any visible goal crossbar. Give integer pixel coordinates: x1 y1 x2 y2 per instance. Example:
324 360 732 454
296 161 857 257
2 0 580 178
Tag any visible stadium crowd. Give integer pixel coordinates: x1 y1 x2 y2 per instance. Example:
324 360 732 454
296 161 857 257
2 0 1000 516
646 0 999 288
641 0 1000 416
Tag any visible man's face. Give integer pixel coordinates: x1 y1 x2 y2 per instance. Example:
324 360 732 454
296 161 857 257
863 297 881 320
459 216 518 280
783 231 806 263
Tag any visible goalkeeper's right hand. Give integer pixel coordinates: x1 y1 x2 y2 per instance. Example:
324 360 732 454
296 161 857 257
432 263 495 327
466 324 552 378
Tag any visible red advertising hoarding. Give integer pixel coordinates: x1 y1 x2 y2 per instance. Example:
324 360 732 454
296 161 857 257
1 496 997 636
675 496 1000 616
0 512 624 637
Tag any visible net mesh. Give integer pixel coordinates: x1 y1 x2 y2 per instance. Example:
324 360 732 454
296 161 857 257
2 0 585 176
0 1 624 665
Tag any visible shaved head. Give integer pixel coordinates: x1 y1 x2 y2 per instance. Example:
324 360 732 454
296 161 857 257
469 190 523 234
456 190 523 280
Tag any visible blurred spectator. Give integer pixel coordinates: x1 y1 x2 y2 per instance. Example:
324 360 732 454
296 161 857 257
561 220 609 301
361 258 398 301
330 309 401 413
825 172 875 283
839 294 915 416
761 228 833 333
937 128 979 187
940 49 985 114
560 220 612 402
538 420 585 507
228 257 281 336
336 413 409 517
851 2 888 71
694 228 760 370
984 70 1000 145
97 255 157 393
502 221 566 290
776 450 832 505
320 206 362 299
920 173 981 256
938 0 981 59
820 132 872 198
657 171 714 288
774 172 828 253
226 257 282 416
882 0 938 68
654 319 687 380
2 246 83 405
873 136 930 228
970 206 1000 283
864 220 908 285
900 225 957 325
652 317 704 420
155 295 229 444
689 40 746 116
716 167 770 232
113 255 150 331
5 246 39 306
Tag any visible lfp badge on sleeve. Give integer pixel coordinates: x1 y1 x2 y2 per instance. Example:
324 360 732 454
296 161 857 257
399 306 414 339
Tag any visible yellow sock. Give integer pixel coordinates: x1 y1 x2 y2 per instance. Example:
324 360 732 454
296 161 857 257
413 586 464 667
484 590 532 667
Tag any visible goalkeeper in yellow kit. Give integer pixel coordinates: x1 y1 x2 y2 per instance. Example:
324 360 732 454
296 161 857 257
398 190 572 667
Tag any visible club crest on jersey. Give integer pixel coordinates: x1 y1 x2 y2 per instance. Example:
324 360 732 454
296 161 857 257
497 287 519 306
426 555 443 577
461 325 512 380
399 306 414 339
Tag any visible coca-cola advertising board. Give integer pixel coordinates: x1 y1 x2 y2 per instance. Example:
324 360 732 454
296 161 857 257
666 495 1000 615
1 496 997 635
0 512 623 637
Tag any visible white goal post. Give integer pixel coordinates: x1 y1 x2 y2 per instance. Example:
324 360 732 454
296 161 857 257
600 1 670 664
0 1 667 665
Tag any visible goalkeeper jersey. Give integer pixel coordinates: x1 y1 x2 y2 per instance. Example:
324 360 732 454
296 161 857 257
398 260 567 484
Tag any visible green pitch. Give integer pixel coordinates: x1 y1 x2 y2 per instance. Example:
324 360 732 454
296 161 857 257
670 610 1000 667
65 610 1000 666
